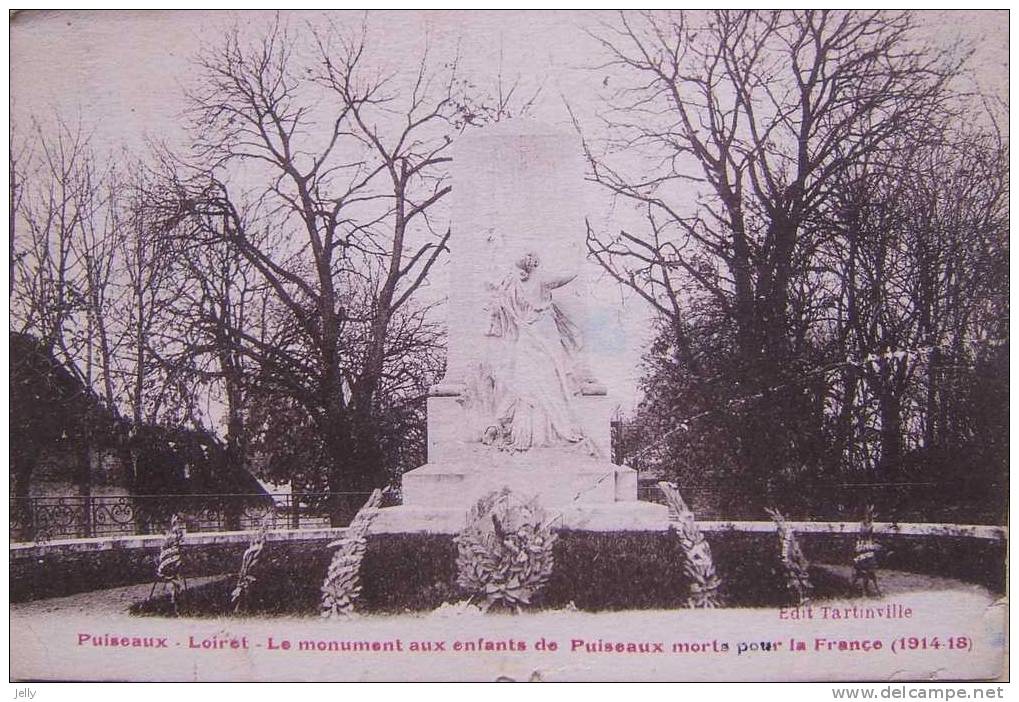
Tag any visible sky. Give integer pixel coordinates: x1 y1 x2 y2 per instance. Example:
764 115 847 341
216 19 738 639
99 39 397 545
10 10 1009 416
11 10 1007 143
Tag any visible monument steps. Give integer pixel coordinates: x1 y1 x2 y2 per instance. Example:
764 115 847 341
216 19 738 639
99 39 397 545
371 501 669 534
402 459 637 507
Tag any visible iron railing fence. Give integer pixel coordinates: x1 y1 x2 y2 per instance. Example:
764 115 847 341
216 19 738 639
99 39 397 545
12 482 998 543
8 492 398 543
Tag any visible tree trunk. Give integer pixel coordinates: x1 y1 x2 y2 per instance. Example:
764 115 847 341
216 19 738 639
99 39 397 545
877 384 903 479
925 347 941 449
77 433 94 538
834 365 860 472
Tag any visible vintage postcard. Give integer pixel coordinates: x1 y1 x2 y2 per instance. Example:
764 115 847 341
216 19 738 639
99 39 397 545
9 9 1008 683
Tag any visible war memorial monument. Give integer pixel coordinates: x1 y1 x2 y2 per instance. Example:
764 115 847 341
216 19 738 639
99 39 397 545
373 121 669 533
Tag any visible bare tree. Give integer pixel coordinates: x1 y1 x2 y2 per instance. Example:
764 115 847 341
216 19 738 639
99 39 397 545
820 122 1008 480
10 118 33 297
10 118 119 512
11 118 94 357
580 10 965 480
11 116 219 503
144 165 272 480
157 17 476 495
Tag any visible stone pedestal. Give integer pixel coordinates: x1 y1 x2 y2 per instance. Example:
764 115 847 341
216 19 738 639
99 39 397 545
372 445 670 534
403 460 634 507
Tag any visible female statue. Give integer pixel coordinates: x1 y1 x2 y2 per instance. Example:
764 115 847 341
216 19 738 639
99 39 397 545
480 252 587 451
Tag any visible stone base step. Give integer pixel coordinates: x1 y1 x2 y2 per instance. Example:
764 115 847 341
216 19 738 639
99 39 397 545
370 501 670 534
401 459 638 508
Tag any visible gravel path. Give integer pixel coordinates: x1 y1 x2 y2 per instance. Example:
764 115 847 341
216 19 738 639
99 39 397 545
11 574 231 617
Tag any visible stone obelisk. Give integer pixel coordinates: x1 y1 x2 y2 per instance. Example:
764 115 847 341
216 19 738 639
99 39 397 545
373 120 668 533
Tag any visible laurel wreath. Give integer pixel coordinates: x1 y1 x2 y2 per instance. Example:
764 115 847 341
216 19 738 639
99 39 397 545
766 507 814 605
454 488 558 612
231 517 270 613
320 489 383 618
658 481 723 608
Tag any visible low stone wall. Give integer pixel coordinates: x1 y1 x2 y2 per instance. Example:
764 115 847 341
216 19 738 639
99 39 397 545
10 522 1006 603
10 527 347 603
699 521 1005 540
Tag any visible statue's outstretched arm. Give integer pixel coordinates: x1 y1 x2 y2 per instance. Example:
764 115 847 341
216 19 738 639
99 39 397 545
546 272 578 289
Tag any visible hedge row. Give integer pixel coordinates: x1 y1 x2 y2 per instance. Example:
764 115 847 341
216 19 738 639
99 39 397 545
13 529 1004 610
127 530 1004 617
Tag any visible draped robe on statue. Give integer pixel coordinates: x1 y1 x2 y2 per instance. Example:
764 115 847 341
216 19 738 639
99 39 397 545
482 272 586 451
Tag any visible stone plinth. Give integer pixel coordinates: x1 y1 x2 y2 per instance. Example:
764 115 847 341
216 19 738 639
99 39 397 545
372 501 669 534
371 446 672 534
371 447 670 534
403 458 635 508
